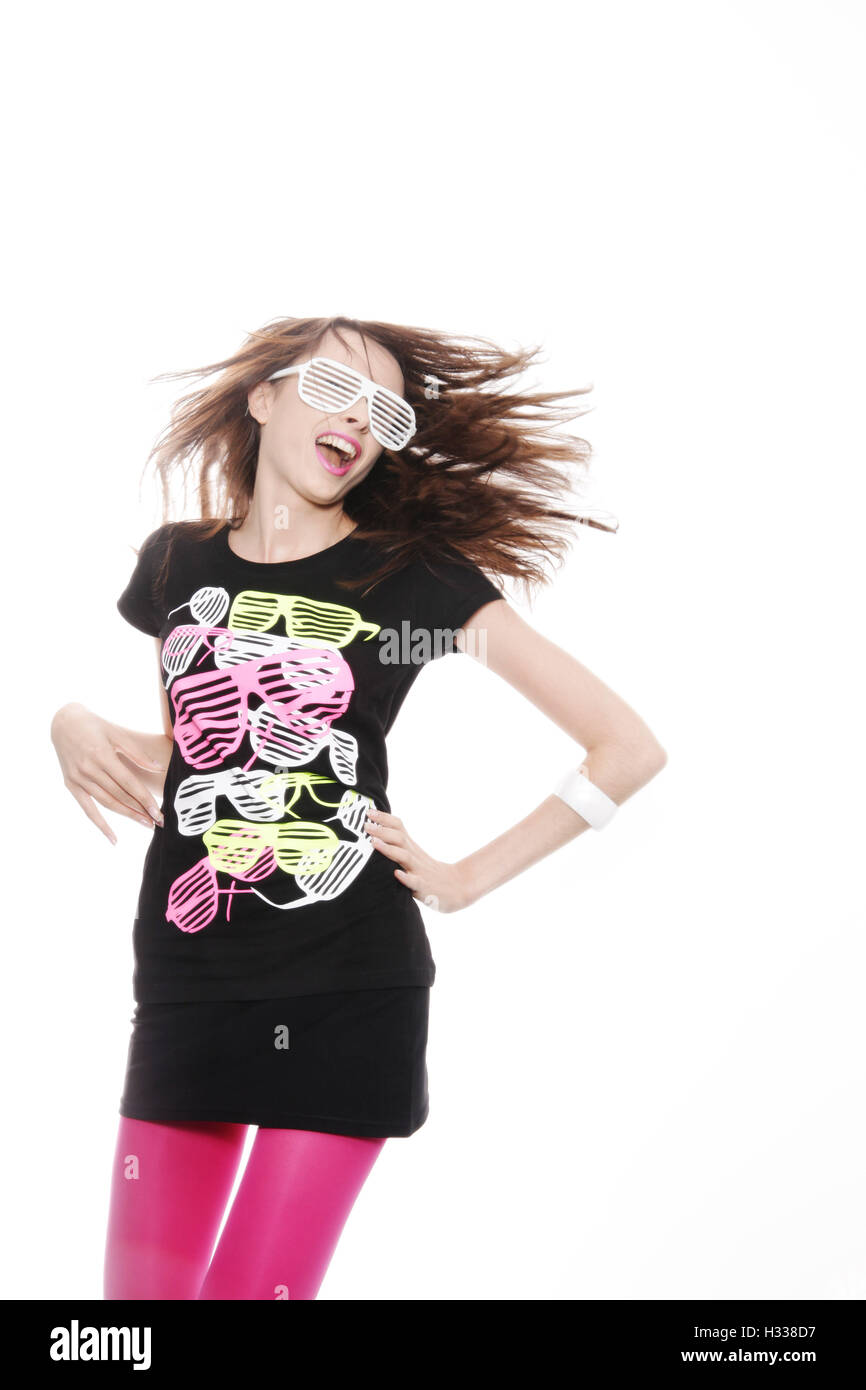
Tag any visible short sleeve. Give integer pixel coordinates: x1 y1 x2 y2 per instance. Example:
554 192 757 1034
413 553 505 660
116 525 171 637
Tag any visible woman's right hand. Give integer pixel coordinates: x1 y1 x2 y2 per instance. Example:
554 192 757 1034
50 702 169 845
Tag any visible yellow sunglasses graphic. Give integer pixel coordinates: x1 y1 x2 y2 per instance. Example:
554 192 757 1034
203 817 340 878
228 591 380 646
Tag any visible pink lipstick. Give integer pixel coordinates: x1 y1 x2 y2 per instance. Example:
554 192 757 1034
314 431 361 476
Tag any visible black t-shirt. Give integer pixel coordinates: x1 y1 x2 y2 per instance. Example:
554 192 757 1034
116 521 504 1003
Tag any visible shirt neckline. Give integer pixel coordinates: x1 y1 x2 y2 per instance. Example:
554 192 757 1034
218 521 362 570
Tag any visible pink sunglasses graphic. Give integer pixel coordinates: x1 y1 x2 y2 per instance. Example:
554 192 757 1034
171 645 354 770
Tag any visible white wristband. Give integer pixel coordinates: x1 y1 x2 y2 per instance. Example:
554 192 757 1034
553 768 618 830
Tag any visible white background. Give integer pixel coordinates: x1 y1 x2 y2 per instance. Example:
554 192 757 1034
3 0 864 1300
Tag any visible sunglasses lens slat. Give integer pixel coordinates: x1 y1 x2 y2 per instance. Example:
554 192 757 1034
373 394 407 425
372 398 412 432
304 359 359 407
304 383 356 411
371 404 412 448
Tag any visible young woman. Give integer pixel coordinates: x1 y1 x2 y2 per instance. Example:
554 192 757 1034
51 315 667 1300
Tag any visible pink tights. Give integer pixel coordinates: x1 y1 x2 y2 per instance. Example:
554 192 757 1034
104 1116 386 1300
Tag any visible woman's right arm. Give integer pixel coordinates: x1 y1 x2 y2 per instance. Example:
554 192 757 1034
50 638 172 845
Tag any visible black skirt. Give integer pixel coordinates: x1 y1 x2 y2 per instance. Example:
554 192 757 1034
118 987 430 1138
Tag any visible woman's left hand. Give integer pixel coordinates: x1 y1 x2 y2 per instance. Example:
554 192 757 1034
364 807 471 913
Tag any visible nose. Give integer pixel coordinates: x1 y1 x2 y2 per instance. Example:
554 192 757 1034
330 406 370 451
339 403 369 430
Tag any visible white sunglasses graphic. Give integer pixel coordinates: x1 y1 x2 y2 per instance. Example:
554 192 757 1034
265 356 417 451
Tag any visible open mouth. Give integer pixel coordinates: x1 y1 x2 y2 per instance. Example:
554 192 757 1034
315 432 360 474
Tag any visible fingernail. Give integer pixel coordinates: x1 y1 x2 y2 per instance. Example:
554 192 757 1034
149 805 164 824
138 815 153 827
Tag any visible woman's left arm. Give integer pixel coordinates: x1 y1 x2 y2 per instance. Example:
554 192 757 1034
364 599 668 912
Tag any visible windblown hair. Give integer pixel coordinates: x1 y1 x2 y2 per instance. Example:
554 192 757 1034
134 315 614 603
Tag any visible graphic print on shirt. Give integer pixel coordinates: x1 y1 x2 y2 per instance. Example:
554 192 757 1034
161 585 383 934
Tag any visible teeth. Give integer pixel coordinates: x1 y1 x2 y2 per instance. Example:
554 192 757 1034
316 433 356 461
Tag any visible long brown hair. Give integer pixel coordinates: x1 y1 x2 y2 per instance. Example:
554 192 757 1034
135 315 614 602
